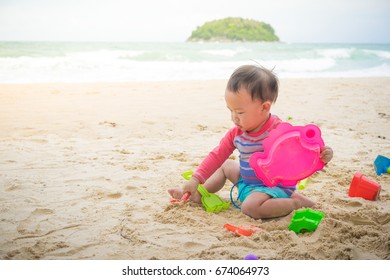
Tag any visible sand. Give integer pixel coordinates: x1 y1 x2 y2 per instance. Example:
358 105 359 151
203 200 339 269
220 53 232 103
0 78 389 260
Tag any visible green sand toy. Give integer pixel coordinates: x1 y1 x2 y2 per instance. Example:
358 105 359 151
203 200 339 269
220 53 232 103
288 208 325 234
182 171 230 213
197 184 230 212
297 177 309 190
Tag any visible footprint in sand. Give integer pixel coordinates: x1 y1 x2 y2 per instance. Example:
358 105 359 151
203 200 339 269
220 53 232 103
124 164 149 171
348 214 377 226
334 198 363 208
107 192 123 199
170 152 187 162
196 124 208 131
92 191 123 201
5 240 70 260
378 112 390 120
99 121 117 127
375 214 390 225
17 208 55 235
126 186 137 191
183 241 203 249
148 155 166 160
119 223 147 245
5 183 20 191
114 149 132 155
50 89 61 94
345 200 363 207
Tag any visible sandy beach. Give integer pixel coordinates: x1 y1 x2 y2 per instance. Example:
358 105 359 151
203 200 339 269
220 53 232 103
0 78 389 260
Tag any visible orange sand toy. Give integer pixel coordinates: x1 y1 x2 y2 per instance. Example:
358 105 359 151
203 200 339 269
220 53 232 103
170 192 191 203
349 172 381 201
224 224 263 237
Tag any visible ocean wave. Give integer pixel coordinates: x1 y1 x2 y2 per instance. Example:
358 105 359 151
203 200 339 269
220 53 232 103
278 63 390 78
1 42 389 83
263 58 336 73
201 47 249 57
362 49 390 59
316 48 354 59
66 50 145 61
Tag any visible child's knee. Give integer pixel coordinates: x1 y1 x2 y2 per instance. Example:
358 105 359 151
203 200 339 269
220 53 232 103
291 194 316 209
241 201 264 219
221 159 240 182
221 159 238 172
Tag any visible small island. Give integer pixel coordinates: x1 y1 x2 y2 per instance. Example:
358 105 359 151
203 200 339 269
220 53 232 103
188 17 279 42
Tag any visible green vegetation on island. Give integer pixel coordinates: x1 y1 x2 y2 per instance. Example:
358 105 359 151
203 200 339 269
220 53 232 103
188 17 279 42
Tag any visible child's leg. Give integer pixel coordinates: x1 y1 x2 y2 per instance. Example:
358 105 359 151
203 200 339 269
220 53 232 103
241 192 315 219
203 159 240 193
168 159 240 201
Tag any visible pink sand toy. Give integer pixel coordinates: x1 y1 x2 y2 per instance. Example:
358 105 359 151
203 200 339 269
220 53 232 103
349 172 381 201
249 123 325 187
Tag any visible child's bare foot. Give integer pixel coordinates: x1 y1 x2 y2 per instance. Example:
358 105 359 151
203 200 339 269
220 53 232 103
291 193 315 209
168 188 183 199
167 188 202 203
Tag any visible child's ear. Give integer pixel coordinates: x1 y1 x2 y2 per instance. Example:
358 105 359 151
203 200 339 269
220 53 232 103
261 101 271 112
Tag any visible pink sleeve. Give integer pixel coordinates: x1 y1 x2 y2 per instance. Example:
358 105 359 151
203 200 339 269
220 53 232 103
192 127 239 184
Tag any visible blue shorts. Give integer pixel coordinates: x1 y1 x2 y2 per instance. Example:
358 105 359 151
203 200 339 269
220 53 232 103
230 178 295 209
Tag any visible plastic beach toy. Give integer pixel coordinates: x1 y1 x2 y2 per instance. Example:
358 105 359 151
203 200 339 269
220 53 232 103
181 171 230 213
297 177 309 190
182 170 195 181
374 155 390 176
349 172 381 201
288 208 325 234
170 192 191 203
198 185 230 212
249 123 325 187
224 224 263 237
244 254 259 260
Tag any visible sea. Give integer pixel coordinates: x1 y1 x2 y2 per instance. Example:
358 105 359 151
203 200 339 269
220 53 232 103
0 41 390 83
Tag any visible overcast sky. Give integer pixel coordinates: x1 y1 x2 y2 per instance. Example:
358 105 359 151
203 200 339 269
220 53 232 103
0 0 389 43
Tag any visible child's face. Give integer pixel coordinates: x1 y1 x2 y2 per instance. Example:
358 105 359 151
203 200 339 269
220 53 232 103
225 88 271 134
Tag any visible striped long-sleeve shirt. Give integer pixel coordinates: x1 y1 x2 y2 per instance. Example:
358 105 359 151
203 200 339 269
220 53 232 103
193 114 282 185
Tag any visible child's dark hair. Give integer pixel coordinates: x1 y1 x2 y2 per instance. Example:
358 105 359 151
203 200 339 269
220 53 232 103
226 65 278 103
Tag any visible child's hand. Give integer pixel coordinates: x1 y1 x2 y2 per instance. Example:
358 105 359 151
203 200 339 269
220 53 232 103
320 146 333 164
183 177 202 203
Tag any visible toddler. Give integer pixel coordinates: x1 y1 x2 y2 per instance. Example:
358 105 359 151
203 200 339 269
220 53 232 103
169 65 333 219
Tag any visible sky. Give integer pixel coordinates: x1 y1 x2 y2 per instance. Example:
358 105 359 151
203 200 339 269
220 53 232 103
0 0 389 43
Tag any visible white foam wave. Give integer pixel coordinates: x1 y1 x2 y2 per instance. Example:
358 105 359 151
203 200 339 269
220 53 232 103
1 43 390 83
363 49 390 59
0 57 237 83
66 50 145 61
316 48 353 59
201 47 249 57
279 63 390 78
259 58 336 73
